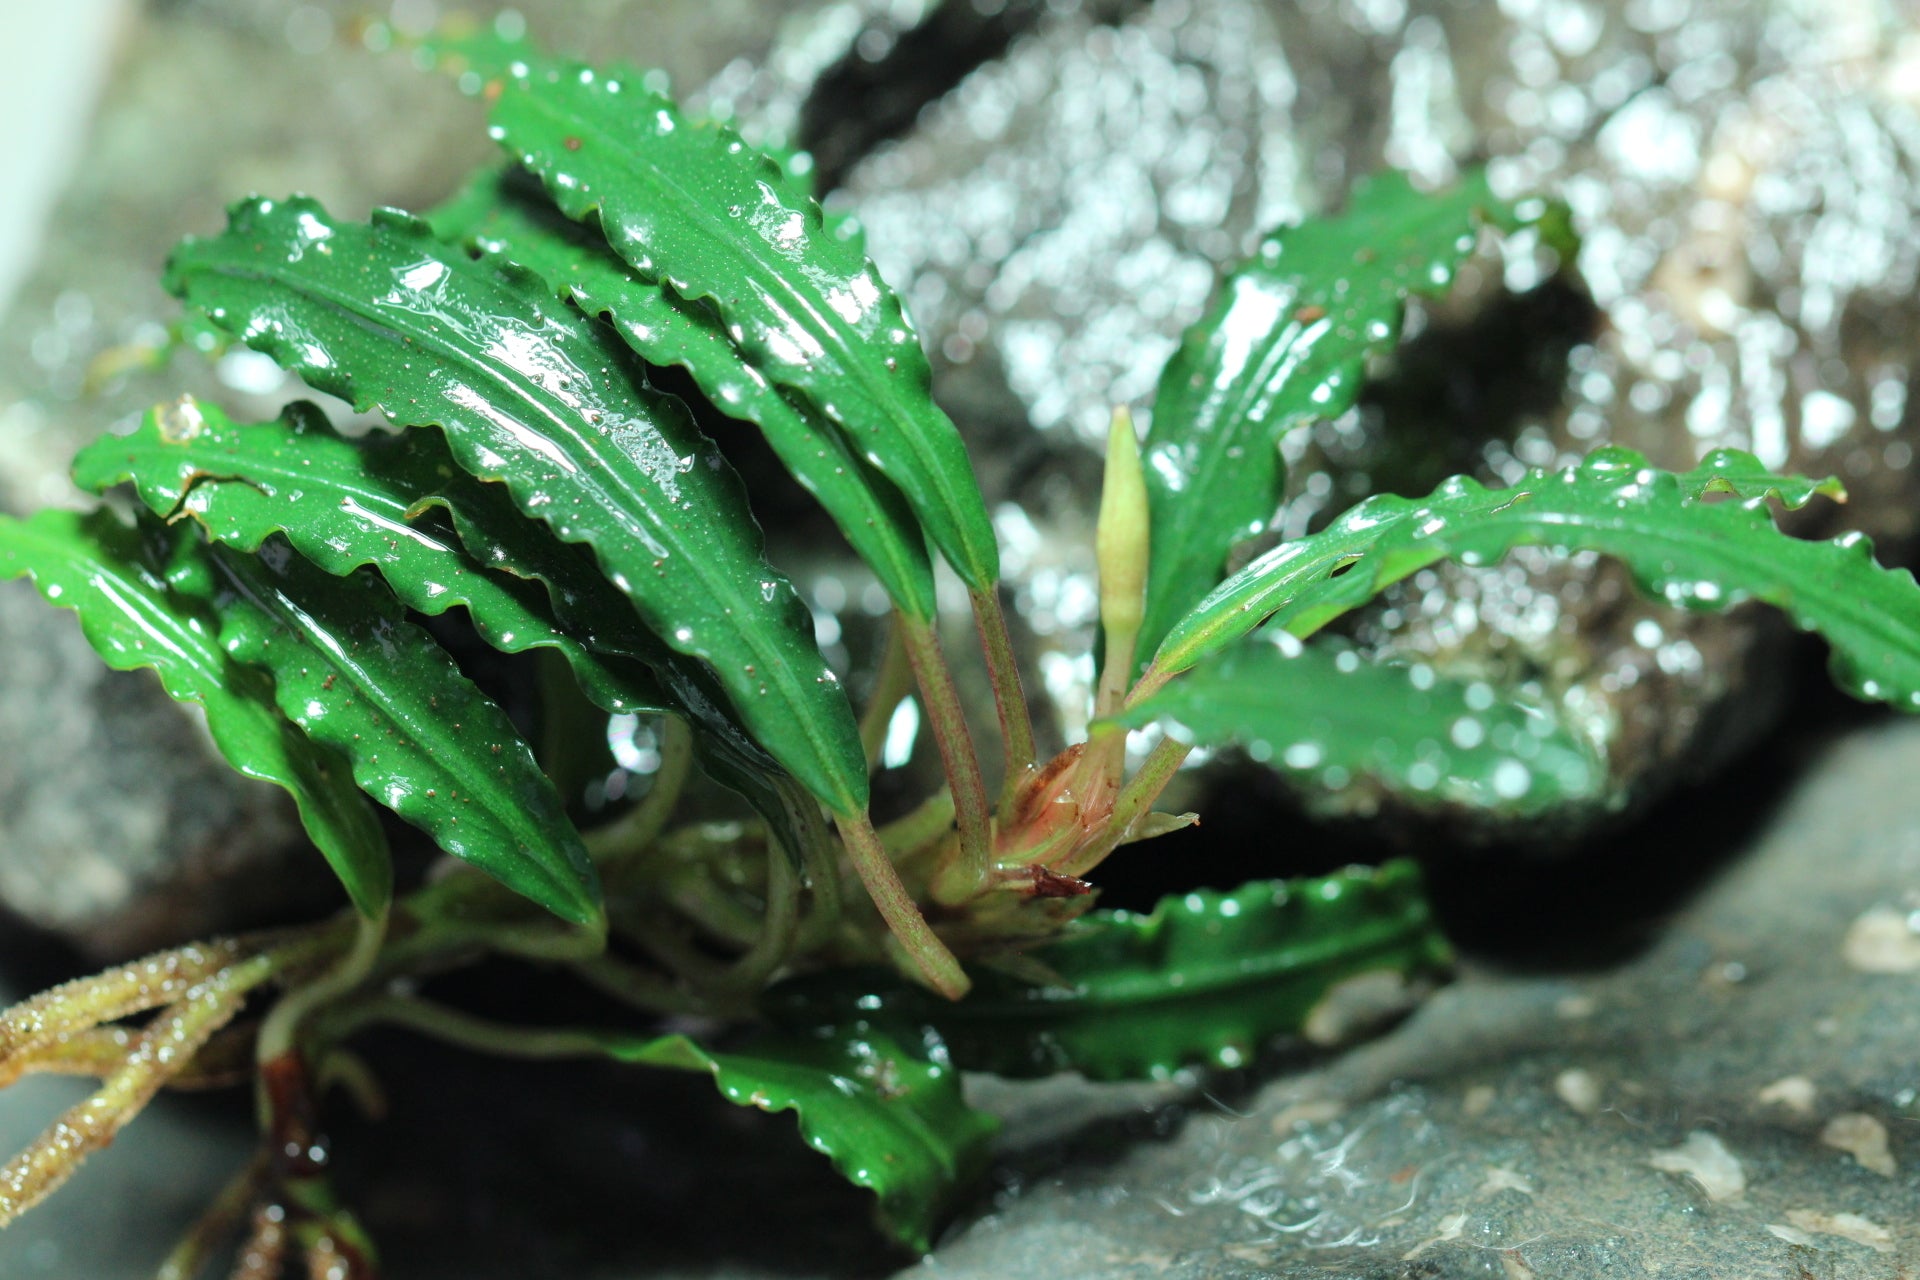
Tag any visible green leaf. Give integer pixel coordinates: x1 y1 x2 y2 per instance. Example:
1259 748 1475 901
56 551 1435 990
483 56 1001 591
426 166 939 620
1112 637 1605 818
605 1026 997 1253
73 399 809 831
1137 171 1573 667
73 397 670 717
189 538 600 925
770 862 1450 1081
165 196 867 817
1145 448 1920 713
0 509 393 917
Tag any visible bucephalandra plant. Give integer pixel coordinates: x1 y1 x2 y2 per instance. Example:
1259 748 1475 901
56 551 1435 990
4 21 1920 1276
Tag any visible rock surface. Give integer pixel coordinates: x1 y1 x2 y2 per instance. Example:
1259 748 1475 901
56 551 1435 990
922 721 1920 1279
3 696 1917 1278
832 0 1920 823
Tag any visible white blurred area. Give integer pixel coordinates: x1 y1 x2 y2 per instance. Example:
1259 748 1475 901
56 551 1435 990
0 0 125 318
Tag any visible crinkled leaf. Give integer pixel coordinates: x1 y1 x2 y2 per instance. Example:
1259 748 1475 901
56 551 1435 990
601 1026 997 1252
483 56 1000 591
427 166 938 619
73 397 669 717
165 197 867 817
1113 637 1605 818
770 862 1449 1081
0 509 392 917
1144 447 1920 714
188 539 599 925
1138 170 1574 667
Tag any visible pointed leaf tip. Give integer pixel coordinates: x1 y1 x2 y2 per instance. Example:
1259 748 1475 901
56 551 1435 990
164 193 868 817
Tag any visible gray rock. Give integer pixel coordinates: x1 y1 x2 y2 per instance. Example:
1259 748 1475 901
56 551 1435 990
830 0 1920 823
920 719 1920 1278
3 716 1917 1276
0 580 312 957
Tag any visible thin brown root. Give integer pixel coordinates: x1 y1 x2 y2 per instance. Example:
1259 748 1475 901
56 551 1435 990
0 953 273 1228
2 1022 258 1092
227 1203 288 1280
0 938 251 1071
156 1156 265 1280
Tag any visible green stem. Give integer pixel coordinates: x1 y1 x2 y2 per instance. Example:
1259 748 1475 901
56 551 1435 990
778 776 844 952
313 1049 388 1121
1094 623 1138 721
973 586 1037 803
571 953 703 1017
711 834 799 993
256 908 388 1065
833 810 970 1000
470 910 609 964
585 714 693 865
898 612 992 901
878 788 957 862
858 614 914 771
333 995 636 1061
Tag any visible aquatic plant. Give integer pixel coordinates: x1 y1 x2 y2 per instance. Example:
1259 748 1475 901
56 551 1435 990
4 24 1919 1275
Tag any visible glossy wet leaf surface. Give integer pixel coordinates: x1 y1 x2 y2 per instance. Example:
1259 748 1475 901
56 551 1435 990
73 398 670 717
192 539 599 925
165 197 866 817
483 56 1000 591
428 166 939 621
601 1026 997 1253
1115 638 1605 818
770 861 1449 1081
1147 447 1920 714
0 509 392 917
76 399 803 829
1137 171 1572 669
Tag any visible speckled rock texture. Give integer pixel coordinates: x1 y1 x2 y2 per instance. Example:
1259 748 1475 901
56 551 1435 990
826 0 1920 825
916 719 1920 1279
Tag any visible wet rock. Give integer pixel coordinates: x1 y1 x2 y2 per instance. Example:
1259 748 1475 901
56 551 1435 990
916 718 1920 1279
0 581 317 958
825 0 1920 827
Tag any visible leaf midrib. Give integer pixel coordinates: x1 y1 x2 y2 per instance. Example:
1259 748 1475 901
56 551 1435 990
230 562 581 909
510 80 990 584
948 908 1430 1020
193 249 851 806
